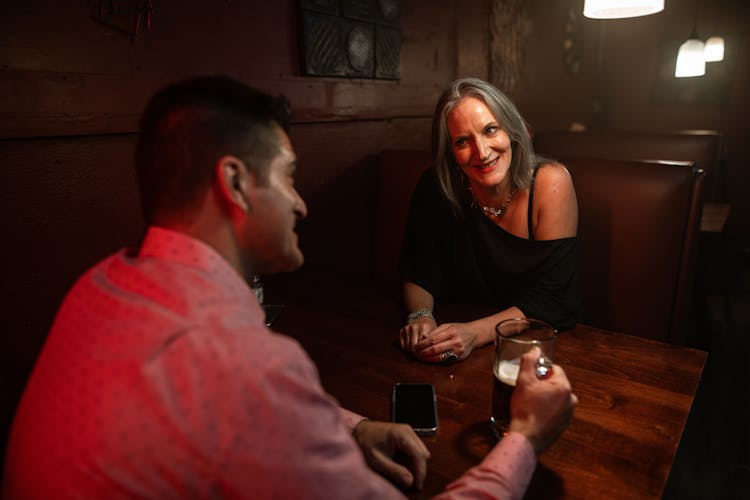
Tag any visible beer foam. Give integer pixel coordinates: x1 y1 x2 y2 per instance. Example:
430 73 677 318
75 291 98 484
495 359 520 386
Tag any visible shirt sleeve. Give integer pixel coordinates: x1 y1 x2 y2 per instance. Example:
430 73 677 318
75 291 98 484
213 332 406 499
432 432 537 500
339 407 367 430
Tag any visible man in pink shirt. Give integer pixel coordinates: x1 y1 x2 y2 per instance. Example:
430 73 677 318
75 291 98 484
4 76 577 499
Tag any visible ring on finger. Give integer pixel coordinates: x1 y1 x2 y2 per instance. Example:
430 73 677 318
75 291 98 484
442 350 458 362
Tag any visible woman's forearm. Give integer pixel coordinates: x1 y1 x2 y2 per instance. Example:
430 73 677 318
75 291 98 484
402 281 434 314
403 282 526 349
467 306 526 347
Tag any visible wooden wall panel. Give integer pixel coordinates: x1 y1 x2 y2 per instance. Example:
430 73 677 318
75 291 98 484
0 0 460 138
0 135 143 365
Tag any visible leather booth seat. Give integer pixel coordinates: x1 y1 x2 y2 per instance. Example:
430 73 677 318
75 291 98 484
533 130 724 202
563 157 704 343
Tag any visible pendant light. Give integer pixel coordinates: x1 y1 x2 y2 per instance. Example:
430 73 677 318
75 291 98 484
675 37 706 77
675 0 705 77
583 0 664 19
704 36 725 62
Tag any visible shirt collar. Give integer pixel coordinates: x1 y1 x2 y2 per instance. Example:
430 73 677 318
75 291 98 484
138 226 240 279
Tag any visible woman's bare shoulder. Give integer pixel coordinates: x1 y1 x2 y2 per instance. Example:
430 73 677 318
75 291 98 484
534 161 576 198
532 161 578 239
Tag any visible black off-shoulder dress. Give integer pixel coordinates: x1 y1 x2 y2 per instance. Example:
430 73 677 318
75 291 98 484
400 168 581 331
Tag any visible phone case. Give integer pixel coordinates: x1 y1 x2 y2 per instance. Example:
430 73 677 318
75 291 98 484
391 383 438 436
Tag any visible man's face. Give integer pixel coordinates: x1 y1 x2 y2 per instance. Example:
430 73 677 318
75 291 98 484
244 126 307 274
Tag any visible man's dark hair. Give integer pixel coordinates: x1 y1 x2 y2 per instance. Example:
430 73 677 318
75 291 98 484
135 75 292 223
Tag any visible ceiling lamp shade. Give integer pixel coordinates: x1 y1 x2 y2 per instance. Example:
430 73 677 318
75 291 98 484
675 38 706 77
704 36 725 62
583 0 665 19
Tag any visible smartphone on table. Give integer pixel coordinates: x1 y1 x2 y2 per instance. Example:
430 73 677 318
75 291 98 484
391 383 438 436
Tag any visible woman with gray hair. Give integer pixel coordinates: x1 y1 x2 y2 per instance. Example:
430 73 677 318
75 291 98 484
399 78 580 363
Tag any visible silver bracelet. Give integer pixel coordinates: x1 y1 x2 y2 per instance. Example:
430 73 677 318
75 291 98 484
407 308 434 324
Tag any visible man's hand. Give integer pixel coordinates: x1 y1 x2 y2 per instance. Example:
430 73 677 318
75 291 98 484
352 420 431 490
508 347 578 454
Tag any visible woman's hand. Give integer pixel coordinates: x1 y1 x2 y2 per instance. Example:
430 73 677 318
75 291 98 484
410 322 479 363
399 317 437 352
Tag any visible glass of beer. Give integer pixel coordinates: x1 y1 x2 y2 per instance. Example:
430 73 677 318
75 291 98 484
490 318 556 439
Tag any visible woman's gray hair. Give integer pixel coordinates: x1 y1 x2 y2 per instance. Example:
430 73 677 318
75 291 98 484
431 77 537 216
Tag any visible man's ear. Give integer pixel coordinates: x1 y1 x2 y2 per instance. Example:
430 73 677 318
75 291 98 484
215 155 254 214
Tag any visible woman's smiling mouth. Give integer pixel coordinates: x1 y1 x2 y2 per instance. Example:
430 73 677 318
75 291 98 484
473 156 498 172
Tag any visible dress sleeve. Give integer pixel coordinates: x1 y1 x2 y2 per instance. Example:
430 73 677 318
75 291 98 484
399 170 451 296
515 238 581 330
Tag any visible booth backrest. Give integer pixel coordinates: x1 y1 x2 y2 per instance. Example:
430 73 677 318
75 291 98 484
564 157 704 343
533 130 724 202
374 150 431 291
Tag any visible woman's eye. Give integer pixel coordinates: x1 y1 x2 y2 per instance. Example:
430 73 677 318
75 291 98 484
454 138 467 147
485 125 498 135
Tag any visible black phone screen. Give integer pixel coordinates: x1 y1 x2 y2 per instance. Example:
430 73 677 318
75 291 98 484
391 383 438 435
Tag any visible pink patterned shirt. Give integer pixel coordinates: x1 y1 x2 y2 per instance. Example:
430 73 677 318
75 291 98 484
4 227 535 499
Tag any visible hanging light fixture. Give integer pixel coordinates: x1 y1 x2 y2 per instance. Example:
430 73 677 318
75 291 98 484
675 0 706 77
675 36 706 77
704 36 725 62
583 0 664 19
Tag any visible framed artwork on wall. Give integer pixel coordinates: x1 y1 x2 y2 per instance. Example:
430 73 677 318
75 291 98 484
92 0 153 43
298 0 401 80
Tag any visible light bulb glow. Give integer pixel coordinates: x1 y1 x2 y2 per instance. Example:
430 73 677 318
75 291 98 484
583 0 664 19
704 36 725 62
675 39 706 77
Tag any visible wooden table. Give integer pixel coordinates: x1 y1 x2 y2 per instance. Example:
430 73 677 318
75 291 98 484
268 273 707 499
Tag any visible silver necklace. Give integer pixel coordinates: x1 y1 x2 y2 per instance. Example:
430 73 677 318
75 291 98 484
470 187 515 218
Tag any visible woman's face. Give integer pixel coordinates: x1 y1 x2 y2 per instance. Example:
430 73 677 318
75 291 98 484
447 96 512 191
